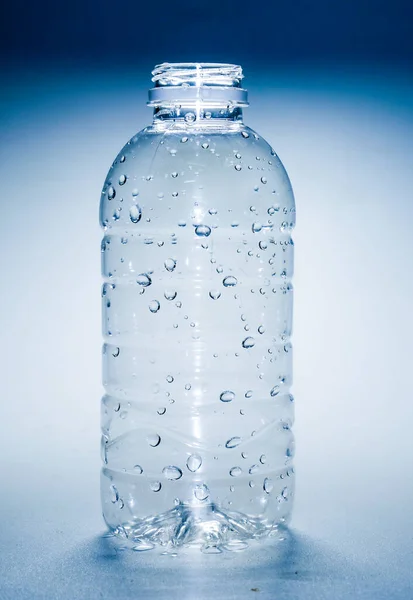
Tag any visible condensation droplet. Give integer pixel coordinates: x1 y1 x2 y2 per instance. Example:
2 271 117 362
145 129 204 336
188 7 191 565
234 164 242 171
201 142 209 149
129 205 142 223
252 222 262 233
185 383 191 390
258 325 265 334
163 466 183 480
186 454 202 472
184 112 196 123
259 454 266 464
249 480 255 488
209 289 221 300
166 375 174 383
226 437 242 449
229 467 242 477
194 484 209 501
157 407 166 415
164 289 177 301
261 176 267 184
134 464 143 473
164 258 177 272
216 265 223 274
149 300 160 313
208 208 217 215
195 224 211 237
223 275 237 287
245 390 253 398
150 481 162 492
110 484 119 503
249 464 259 474
137 273 152 287
112 347 120 357
181 136 188 143
118 174 127 186
241 131 249 138
242 337 255 349
259 241 267 250
107 186 116 200
270 385 280 397
220 390 235 403
147 433 161 447
264 478 274 494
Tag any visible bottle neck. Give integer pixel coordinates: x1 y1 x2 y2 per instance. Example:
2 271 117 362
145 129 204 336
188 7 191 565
152 104 243 124
148 63 248 126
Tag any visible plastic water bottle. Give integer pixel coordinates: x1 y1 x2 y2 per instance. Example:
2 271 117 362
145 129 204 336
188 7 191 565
100 63 296 552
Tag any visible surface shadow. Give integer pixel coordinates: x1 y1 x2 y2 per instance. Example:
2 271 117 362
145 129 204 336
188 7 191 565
51 529 390 600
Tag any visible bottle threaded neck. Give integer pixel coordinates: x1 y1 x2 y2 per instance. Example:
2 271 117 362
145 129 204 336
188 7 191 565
148 63 248 108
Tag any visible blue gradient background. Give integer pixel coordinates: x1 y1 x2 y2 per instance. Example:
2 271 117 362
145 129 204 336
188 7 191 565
1 1 413 598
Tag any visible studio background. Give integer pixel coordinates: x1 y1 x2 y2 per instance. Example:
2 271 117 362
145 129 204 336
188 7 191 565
1 1 413 598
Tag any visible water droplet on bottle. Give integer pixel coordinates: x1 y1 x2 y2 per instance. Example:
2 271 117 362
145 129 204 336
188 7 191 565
249 464 259 474
280 221 289 232
201 142 209 149
181 136 188 143
259 241 267 250
249 480 255 488
118 174 127 186
259 454 266 464
226 437 242 449
245 390 253 398
235 152 241 159
112 347 120 357
150 481 162 492
184 112 196 123
129 205 142 223
147 434 161 447
216 265 223 274
270 385 280 397
252 222 262 233
194 484 209 501
172 191 178 197
258 325 265 334
208 208 217 215
234 164 242 171
195 224 211 237
185 383 191 390
220 390 235 403
121 236 128 244
110 484 119 503
137 273 152 287
107 186 116 200
209 290 221 300
241 131 249 138
186 454 202 472
263 478 273 493
149 300 160 313
171 171 178 178
242 337 255 349
157 407 166 415
164 289 177 301
119 155 126 163
223 275 237 287
134 465 143 473
261 176 267 184
163 466 183 480
165 375 174 384
230 467 242 477
164 258 176 272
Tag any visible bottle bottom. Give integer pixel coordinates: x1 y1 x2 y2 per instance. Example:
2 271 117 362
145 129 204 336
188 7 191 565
104 502 291 553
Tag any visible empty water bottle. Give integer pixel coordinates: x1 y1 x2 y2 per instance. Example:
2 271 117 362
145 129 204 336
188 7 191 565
100 63 296 551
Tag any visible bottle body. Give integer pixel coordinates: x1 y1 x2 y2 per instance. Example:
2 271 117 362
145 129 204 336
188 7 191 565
100 70 295 549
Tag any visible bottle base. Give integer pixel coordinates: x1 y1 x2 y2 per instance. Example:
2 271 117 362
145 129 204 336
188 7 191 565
105 502 290 553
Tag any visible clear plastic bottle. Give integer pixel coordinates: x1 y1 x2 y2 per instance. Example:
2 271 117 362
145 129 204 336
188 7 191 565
100 63 296 551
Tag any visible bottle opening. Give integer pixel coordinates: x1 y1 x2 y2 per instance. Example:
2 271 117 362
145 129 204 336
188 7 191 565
148 62 248 108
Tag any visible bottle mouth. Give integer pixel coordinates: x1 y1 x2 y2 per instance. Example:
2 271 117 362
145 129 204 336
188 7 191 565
148 62 248 107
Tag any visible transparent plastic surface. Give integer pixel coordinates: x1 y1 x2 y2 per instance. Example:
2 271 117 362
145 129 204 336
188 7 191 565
100 65 296 552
